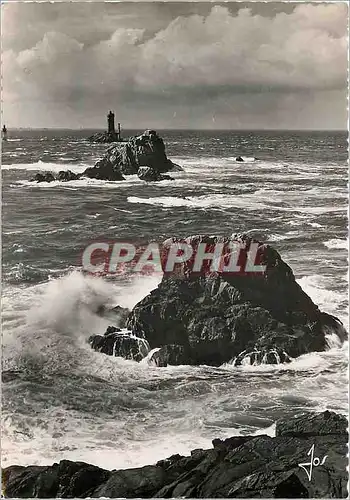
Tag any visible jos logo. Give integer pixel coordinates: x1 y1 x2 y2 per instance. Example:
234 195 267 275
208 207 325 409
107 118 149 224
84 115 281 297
298 444 328 481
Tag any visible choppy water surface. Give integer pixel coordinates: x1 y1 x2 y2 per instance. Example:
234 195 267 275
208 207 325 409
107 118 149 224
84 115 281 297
1 129 348 470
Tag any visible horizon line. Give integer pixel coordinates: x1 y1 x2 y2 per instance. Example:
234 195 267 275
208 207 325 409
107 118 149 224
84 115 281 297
3 127 348 132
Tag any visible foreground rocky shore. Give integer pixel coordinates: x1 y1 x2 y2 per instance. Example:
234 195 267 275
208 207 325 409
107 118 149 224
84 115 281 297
2 411 347 498
89 234 347 367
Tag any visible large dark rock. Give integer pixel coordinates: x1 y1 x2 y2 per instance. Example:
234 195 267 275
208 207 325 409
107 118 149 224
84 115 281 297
85 130 182 180
88 326 150 361
2 411 348 498
126 234 347 366
2 460 111 498
94 465 168 498
31 131 181 183
276 409 347 437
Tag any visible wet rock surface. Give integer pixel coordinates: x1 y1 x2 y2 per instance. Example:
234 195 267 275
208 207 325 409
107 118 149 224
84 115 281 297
125 234 347 366
88 326 149 362
87 131 120 143
31 131 181 183
2 411 348 498
56 170 81 182
137 166 174 182
82 158 125 181
148 344 190 367
88 130 182 178
31 172 57 183
32 170 82 183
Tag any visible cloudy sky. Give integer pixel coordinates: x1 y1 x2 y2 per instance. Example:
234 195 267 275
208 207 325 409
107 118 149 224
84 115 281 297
1 1 348 130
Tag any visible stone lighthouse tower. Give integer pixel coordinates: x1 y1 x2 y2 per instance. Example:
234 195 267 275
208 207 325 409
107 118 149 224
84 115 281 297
107 111 115 134
107 111 121 141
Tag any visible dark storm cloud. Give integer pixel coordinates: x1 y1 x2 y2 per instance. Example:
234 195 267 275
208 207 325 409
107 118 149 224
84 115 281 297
1 2 348 129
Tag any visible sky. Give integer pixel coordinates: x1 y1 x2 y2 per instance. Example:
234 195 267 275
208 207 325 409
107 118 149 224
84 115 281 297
1 1 348 130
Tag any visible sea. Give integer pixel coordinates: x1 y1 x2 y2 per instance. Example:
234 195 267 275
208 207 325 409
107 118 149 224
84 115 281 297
1 129 348 471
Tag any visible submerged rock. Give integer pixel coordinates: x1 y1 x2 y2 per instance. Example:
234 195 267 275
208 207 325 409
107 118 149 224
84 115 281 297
125 234 347 366
84 130 182 180
2 410 348 498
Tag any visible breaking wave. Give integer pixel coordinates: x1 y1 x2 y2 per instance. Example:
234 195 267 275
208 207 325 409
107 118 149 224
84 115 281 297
2 267 347 470
323 238 348 250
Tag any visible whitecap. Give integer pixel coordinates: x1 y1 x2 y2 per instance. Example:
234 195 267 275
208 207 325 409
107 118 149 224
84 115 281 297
323 238 348 250
2 160 89 174
127 194 268 212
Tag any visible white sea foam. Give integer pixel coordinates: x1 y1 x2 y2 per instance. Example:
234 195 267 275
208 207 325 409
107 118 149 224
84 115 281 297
2 139 348 472
86 213 102 219
223 340 348 375
295 205 347 215
172 157 342 184
234 156 256 162
2 160 89 173
2 271 161 374
1 419 223 471
268 231 301 242
253 186 347 202
16 175 141 189
2 268 347 471
127 194 268 211
307 222 323 228
323 238 348 250
127 188 347 216
141 347 162 366
297 274 348 327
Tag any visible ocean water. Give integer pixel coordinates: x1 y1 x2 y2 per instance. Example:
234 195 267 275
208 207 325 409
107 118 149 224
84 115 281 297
1 129 348 471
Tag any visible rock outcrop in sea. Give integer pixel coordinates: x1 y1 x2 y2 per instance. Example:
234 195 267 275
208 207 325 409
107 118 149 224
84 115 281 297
2 410 348 498
87 131 120 143
137 166 174 182
30 130 182 183
32 171 81 183
88 326 149 362
89 234 347 367
90 129 182 177
87 111 122 143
